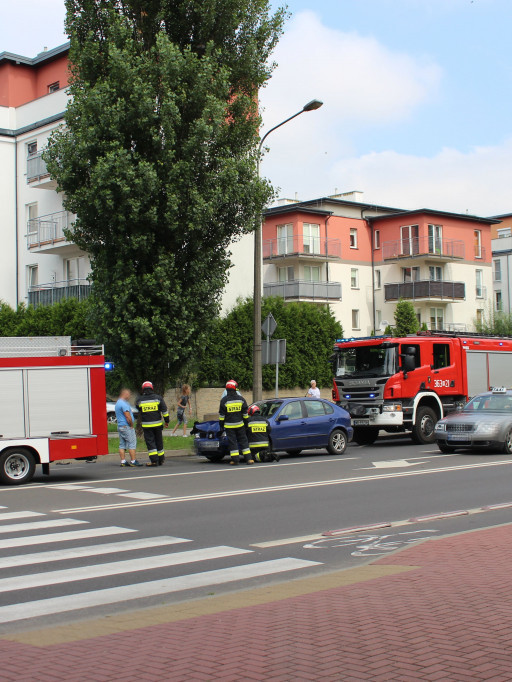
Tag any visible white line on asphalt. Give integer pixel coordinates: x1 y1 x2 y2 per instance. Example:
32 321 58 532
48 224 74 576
0 511 46 521
117 492 168 500
0 526 135 549
0 536 192 569
0 518 87 534
85 488 130 494
252 534 325 548
53 458 512 514
0 546 252 593
0 558 320 625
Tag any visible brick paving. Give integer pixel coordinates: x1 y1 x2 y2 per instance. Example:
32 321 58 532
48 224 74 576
3 524 512 681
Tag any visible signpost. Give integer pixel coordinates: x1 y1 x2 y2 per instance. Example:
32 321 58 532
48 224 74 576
261 314 286 397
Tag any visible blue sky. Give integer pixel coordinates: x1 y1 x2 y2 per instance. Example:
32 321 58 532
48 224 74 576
3 0 512 214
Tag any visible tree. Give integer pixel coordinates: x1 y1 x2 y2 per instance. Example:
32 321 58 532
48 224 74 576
393 299 419 337
475 308 512 335
45 0 285 393
197 297 343 390
0 299 94 339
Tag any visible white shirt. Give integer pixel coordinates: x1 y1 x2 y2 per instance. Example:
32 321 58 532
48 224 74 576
307 387 321 398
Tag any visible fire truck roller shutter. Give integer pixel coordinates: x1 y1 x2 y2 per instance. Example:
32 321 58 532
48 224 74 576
0 370 26 438
488 352 512 393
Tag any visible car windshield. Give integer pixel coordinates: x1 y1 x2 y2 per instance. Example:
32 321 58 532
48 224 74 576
333 344 398 378
465 394 512 412
258 400 283 418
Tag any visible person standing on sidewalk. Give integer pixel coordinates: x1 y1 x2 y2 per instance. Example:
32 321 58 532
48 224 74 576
307 380 320 398
172 384 193 437
219 380 253 465
115 388 143 467
136 381 170 467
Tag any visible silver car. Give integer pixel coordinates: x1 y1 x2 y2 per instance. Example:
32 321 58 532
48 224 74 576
106 401 138 424
435 388 512 454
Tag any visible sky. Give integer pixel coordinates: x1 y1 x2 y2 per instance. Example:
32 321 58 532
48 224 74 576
3 0 512 215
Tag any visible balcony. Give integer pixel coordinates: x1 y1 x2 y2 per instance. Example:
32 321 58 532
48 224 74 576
28 279 91 307
263 237 341 262
27 211 79 255
382 236 465 262
26 151 57 189
384 280 465 302
264 280 342 302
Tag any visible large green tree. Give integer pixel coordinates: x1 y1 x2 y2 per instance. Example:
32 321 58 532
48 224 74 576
45 0 285 392
394 299 420 337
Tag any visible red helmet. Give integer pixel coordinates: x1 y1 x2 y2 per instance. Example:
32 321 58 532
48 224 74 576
142 381 153 390
225 380 238 390
248 404 260 416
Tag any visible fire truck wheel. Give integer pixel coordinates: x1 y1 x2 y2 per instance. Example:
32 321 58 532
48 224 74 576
353 427 379 446
327 429 347 455
411 406 437 444
0 448 36 485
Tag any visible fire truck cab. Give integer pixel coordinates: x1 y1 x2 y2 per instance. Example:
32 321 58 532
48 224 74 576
0 337 109 485
331 332 512 445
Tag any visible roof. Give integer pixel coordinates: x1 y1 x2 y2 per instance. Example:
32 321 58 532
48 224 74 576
0 42 70 67
367 208 500 226
264 196 401 218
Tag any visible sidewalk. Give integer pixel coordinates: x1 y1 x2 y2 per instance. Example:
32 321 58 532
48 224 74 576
3 523 512 681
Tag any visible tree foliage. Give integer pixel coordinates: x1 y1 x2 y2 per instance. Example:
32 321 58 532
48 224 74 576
45 0 285 393
0 299 94 339
197 297 343 390
393 299 419 337
475 308 512 336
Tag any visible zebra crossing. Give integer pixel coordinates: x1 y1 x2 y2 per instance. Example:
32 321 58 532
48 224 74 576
0 506 321 627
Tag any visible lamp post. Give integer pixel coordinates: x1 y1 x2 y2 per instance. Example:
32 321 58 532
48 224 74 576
252 99 323 402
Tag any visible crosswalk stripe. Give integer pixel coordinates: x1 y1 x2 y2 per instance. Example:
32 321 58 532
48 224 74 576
0 546 252 593
0 526 135 549
0 511 46 521
118 492 167 500
0 536 191 569
0 518 87 534
0 558 320 624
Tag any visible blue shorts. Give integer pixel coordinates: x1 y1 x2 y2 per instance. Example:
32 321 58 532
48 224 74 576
118 425 137 450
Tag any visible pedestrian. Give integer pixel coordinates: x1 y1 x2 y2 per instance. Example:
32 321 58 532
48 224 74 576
219 380 253 465
246 404 279 463
115 388 143 467
172 384 193 437
135 381 170 467
307 379 320 398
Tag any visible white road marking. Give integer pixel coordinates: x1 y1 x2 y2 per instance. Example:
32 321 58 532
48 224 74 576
0 518 87 534
117 492 167 500
364 459 426 469
0 526 135 549
53 458 512 514
0 546 252 593
252 534 325 548
85 487 129 494
0 511 46 521
0 536 191 569
0 558 320 624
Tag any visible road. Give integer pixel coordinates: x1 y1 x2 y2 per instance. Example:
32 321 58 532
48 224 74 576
2 434 512 634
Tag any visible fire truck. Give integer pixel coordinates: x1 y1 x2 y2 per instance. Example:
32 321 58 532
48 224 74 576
0 337 109 485
331 331 512 445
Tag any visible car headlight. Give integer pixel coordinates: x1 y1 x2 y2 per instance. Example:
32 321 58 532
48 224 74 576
435 422 446 431
475 422 501 435
382 403 402 412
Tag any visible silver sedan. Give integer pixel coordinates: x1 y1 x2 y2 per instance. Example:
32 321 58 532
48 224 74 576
435 389 512 454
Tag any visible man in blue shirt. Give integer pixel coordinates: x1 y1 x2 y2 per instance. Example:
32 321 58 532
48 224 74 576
115 388 142 467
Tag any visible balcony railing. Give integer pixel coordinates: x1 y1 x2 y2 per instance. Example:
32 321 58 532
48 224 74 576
384 280 465 301
264 280 342 301
28 279 91 307
382 237 465 261
263 237 341 260
27 211 73 249
27 152 49 182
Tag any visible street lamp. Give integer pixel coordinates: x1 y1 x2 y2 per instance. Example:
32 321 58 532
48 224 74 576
252 99 323 402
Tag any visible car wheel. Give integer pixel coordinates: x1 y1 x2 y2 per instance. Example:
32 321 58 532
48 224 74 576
204 453 226 462
503 429 512 454
438 443 456 454
0 448 36 485
286 449 302 456
107 412 117 424
353 427 379 446
327 429 347 455
411 406 437 444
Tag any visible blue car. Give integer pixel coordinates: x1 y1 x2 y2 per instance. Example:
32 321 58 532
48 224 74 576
193 397 353 462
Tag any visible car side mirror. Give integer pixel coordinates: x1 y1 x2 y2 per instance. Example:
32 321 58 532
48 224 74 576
277 414 289 422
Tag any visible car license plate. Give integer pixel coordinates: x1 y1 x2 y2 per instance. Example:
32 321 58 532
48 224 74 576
199 441 220 450
447 434 470 442
353 419 370 426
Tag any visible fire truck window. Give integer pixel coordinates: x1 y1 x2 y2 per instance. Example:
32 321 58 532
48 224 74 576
401 344 421 368
433 344 450 369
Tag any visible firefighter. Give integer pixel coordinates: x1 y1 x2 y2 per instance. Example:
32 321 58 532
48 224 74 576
219 380 253 465
135 381 170 467
246 404 279 463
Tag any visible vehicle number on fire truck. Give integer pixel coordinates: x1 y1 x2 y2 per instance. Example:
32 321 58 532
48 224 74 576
434 379 451 388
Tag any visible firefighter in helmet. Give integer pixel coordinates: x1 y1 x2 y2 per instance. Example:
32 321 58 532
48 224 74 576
219 380 253 465
135 381 170 467
246 404 279 463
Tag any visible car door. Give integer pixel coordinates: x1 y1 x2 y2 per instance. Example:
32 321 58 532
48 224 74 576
303 399 332 447
271 400 307 450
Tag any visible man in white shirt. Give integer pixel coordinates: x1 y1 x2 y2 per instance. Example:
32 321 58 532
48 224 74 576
307 380 320 398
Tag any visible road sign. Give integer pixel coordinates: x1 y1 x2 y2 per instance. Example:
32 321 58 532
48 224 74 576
262 339 287 365
261 313 277 339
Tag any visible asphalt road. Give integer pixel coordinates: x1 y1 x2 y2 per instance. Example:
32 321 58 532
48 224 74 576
2 434 512 633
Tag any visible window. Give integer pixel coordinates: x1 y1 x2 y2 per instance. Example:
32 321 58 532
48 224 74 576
304 265 320 282
375 310 382 328
428 224 443 254
27 141 37 156
352 309 360 329
48 81 60 93
476 309 484 324
27 265 38 289
401 225 419 256
402 266 420 282
433 343 450 369
374 230 380 249
350 268 359 288
476 269 483 298
497 228 512 238
323 402 334 415
429 266 443 281
430 308 444 330
494 259 502 281
400 343 421 369
304 401 325 417
474 230 482 258
496 291 503 312
279 400 303 420
350 228 358 249
375 269 381 289
303 223 320 254
277 224 294 255
278 266 294 282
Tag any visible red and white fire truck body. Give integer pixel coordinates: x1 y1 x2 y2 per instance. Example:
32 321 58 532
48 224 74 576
0 337 109 484
331 332 512 445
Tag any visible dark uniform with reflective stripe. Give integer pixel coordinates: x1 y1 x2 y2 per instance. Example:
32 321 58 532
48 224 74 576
219 389 251 464
246 414 278 462
136 390 170 465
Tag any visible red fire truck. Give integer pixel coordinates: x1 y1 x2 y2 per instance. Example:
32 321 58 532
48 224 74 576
0 337 109 485
331 331 512 445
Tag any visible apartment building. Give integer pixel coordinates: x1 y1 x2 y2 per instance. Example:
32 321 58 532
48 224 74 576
263 193 497 335
490 213 512 316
